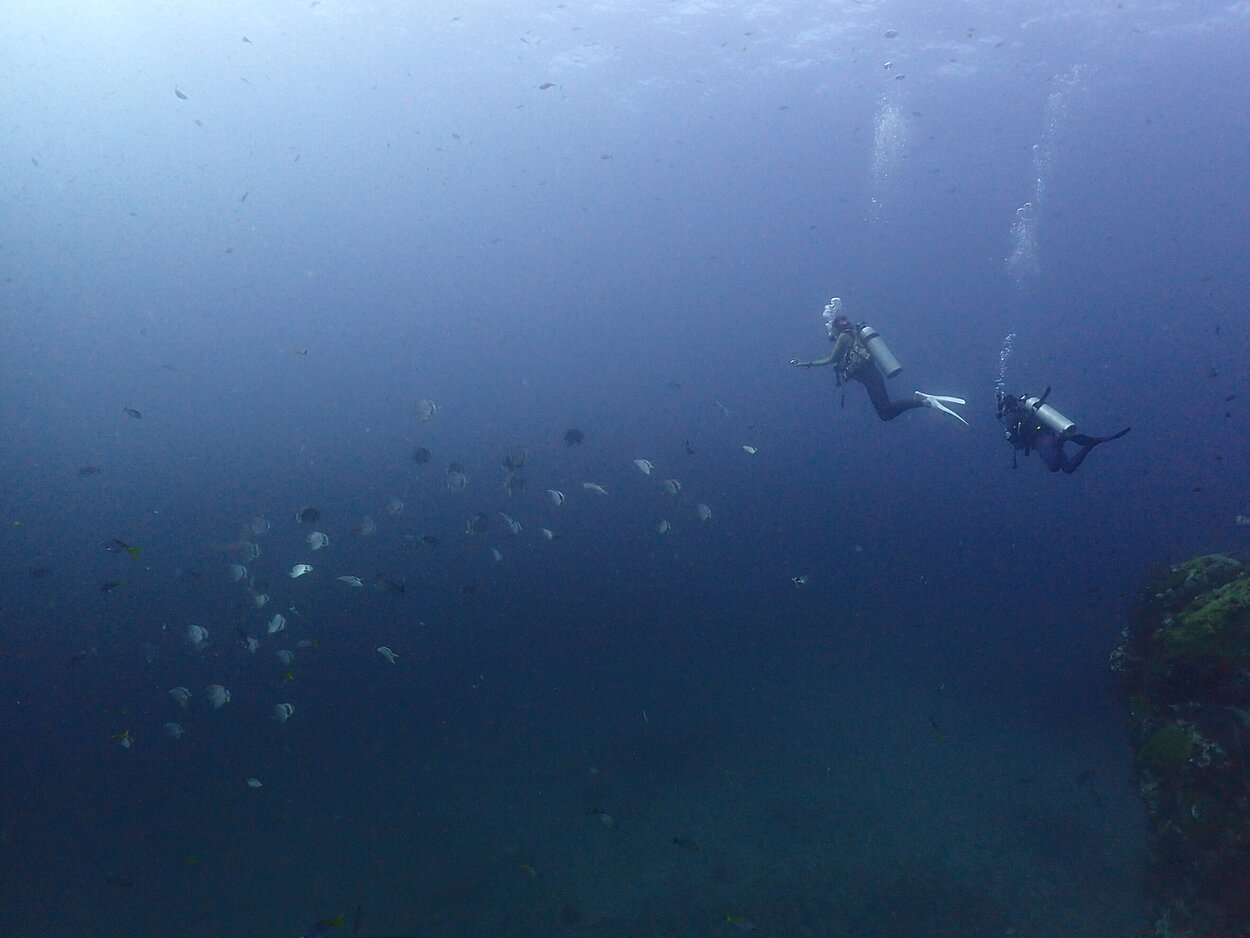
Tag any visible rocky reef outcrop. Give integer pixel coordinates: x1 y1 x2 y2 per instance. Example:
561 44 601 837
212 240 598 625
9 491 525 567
1113 553 1250 936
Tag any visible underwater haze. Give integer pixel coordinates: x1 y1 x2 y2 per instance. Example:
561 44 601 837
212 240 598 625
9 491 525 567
3 1 1249 935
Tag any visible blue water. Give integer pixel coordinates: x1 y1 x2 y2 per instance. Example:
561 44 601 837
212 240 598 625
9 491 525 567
3 3 1249 935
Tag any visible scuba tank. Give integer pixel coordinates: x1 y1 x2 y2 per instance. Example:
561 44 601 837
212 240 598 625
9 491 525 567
1021 395 1076 436
856 324 903 378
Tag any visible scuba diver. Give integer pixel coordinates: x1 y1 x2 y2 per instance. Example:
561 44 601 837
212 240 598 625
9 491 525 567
791 298 968 425
996 388 1130 473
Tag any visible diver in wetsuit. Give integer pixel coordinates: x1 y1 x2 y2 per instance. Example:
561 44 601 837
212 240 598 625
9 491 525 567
792 301 968 425
996 388 1130 474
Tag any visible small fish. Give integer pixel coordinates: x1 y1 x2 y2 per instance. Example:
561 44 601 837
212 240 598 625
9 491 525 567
538 81 556 90
169 686 191 708
185 624 209 651
928 715 945 740
174 87 187 100
582 482 607 495
672 836 701 852
726 914 757 931
307 531 330 550
374 575 406 595
411 446 432 464
696 503 713 521
123 406 142 419
742 445 758 455
539 527 556 541
351 904 364 935
206 684 231 709
791 575 809 587
273 702 295 723
563 428 584 446
590 807 617 829
246 777 263 789
715 401 731 417
112 729 134 749
164 722 184 740
660 478 681 496
101 538 141 558
633 458 654 475
298 915 344 938
415 398 439 421
293 348 309 357
377 646 398 664
240 191 248 202
337 575 363 587
78 465 101 475
445 464 469 493
267 613 287 634
289 564 314 578
28 566 53 579
656 520 671 535
100 580 125 593
295 506 321 524
547 489 565 506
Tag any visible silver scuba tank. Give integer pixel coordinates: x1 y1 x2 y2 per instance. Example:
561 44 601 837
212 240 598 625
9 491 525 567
856 324 903 378
1021 396 1076 436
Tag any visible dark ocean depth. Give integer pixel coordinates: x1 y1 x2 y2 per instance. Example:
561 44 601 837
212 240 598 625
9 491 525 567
3 2 1249 936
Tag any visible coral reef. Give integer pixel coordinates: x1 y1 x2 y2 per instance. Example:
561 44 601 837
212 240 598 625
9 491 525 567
1113 554 1250 936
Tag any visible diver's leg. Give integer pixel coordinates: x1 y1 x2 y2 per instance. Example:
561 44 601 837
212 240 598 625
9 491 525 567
1062 428 1130 473
1061 443 1091 474
1070 428 1131 447
856 367 923 421
1034 434 1065 472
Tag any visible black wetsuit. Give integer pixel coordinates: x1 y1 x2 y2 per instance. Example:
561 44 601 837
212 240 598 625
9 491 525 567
1000 394 1130 474
812 328 922 421
848 359 923 421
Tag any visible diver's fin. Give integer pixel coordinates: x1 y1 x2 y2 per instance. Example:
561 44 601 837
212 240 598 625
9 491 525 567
915 391 969 426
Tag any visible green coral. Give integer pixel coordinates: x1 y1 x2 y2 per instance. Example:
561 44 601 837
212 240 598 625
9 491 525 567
1138 723 1195 772
1158 576 1250 664
1141 570 1250 699
1148 554 1243 609
1128 693 1151 722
